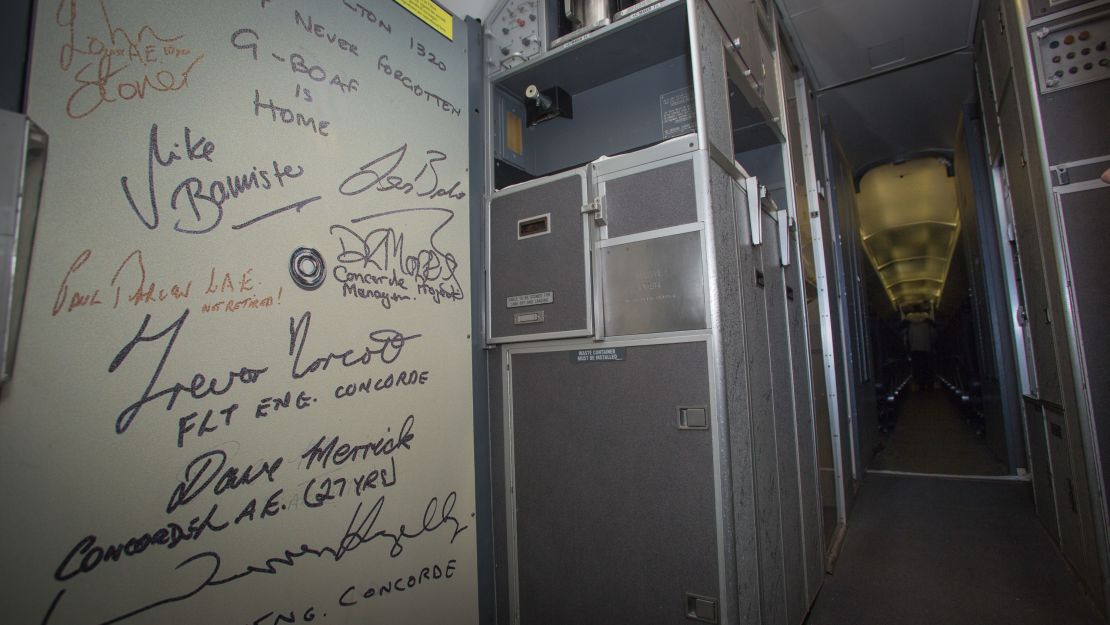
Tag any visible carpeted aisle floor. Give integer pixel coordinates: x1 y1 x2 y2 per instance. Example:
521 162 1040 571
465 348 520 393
871 387 1007 475
805 474 1106 625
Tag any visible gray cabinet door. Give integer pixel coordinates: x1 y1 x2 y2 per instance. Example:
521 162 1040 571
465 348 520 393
506 341 721 625
596 149 699 239
488 169 593 342
785 229 826 606
761 210 809 625
1058 183 1110 589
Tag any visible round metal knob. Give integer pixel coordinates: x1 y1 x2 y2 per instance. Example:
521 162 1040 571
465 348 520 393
289 247 326 290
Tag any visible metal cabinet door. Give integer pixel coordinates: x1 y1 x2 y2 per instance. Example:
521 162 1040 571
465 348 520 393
761 209 808 625
505 340 722 625
1044 403 1088 574
734 181 788 625
784 227 825 606
488 168 593 342
1058 182 1110 503
592 135 701 240
1056 181 1110 591
592 136 708 337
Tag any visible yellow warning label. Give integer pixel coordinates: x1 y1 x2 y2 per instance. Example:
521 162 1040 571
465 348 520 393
395 0 454 41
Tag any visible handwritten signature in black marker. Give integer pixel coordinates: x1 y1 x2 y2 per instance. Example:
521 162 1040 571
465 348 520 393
42 493 467 624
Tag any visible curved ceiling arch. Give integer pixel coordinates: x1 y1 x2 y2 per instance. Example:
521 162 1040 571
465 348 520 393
857 157 960 316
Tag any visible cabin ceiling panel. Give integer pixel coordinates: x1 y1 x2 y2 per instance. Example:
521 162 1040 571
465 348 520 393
777 0 980 170
816 52 975 169
779 0 977 89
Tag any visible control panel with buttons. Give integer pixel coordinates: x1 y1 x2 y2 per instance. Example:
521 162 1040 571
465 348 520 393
1033 10 1110 93
486 0 545 75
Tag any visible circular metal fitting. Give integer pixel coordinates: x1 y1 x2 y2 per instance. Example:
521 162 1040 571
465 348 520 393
289 247 326 290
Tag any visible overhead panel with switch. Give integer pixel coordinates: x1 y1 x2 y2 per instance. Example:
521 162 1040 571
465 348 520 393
487 0 546 73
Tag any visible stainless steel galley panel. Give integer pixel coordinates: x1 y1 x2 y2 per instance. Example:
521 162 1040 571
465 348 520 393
488 168 593 342
597 229 707 336
504 339 722 625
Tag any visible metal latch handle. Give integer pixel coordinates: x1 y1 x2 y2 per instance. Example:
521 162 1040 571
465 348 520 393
582 196 606 226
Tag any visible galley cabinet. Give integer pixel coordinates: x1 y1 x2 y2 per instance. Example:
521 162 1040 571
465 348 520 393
976 0 1110 605
487 168 593 342
501 337 721 625
1035 5 1110 602
482 0 825 623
